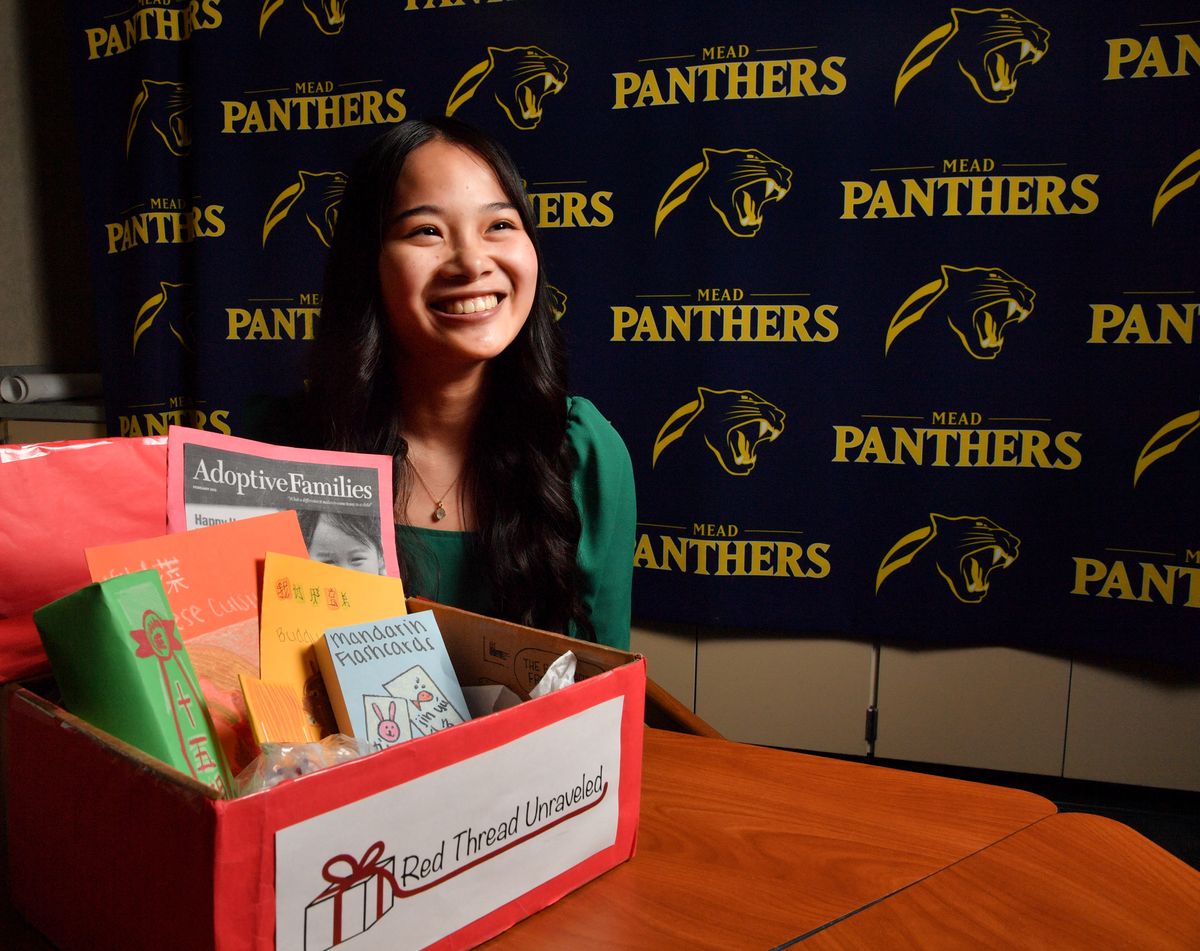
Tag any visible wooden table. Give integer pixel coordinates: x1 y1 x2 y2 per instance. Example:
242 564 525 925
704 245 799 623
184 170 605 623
6 728 1197 949
801 811 1200 949
482 729 1058 949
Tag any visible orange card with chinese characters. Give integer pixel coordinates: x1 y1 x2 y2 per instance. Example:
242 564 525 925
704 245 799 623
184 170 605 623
259 552 407 741
85 510 308 643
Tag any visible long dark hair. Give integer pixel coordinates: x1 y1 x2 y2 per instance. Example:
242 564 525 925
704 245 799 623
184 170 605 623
308 116 592 639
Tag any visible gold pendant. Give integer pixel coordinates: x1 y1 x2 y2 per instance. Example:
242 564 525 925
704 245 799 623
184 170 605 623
434 504 447 521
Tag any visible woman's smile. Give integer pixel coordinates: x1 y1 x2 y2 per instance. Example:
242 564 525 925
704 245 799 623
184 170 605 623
431 292 502 316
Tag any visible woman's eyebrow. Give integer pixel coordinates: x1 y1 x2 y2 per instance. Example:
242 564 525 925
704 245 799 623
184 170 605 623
388 203 440 226
388 200 518 227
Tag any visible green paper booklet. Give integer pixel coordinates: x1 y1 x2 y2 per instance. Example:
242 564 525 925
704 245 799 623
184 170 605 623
33 570 233 797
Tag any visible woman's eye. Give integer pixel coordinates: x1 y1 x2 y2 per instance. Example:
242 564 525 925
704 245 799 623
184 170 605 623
489 219 517 231
404 224 439 238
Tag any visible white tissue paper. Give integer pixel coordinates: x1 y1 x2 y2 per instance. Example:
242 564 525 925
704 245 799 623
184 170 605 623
529 650 577 699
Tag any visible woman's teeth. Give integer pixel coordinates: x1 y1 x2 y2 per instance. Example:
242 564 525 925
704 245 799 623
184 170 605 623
440 294 498 315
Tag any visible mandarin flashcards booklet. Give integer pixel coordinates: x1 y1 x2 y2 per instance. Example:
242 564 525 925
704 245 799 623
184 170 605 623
316 609 471 752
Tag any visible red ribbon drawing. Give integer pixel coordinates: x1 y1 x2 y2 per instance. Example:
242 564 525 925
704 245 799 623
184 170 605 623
314 841 400 944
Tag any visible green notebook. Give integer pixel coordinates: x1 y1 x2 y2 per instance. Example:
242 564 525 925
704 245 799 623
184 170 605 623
34 570 233 797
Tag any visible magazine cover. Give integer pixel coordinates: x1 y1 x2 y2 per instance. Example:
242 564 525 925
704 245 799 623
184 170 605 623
166 426 400 578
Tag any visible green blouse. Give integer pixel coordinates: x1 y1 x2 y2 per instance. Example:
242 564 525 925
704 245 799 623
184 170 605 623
395 397 636 650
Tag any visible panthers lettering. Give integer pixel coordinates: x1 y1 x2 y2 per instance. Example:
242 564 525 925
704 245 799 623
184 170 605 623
106 203 225 255
832 424 1082 469
613 55 847 108
634 533 831 579
1089 302 1197 344
404 0 512 9
842 173 1099 219
226 299 320 341
527 190 613 228
85 0 222 60
1072 557 1200 608
222 87 406 134
612 302 838 342
119 407 232 438
1105 32 1200 79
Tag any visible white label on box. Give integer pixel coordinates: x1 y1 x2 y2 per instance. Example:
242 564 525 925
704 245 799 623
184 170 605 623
276 695 624 951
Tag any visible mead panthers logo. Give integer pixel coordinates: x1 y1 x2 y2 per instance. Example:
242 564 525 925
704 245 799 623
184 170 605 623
546 284 567 321
655 148 791 238
259 0 348 36
886 265 1034 359
1152 147 1200 225
1134 407 1200 486
262 171 347 248
652 387 785 476
895 8 1049 104
127 80 191 157
132 281 194 355
447 46 567 131
877 513 1019 604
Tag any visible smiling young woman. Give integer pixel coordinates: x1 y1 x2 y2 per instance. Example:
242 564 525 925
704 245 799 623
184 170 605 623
306 117 635 649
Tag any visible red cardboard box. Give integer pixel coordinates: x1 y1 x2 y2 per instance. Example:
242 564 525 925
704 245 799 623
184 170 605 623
4 599 644 951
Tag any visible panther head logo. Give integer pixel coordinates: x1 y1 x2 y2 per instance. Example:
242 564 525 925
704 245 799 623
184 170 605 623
132 281 194 355
546 284 568 321
259 0 348 36
895 8 1049 104
447 46 568 131
1152 147 1200 226
262 171 347 248
126 80 192 157
886 265 1034 359
1133 407 1200 486
653 387 786 476
655 148 791 238
877 513 1020 604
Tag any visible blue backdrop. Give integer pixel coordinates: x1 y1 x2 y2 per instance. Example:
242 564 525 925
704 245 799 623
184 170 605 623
66 2 1200 665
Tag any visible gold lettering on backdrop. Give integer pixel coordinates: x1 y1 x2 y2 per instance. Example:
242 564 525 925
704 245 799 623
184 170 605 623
831 413 1082 470
1105 32 1200 79
119 404 232 438
226 296 321 341
404 0 512 10
105 202 225 255
634 524 831 579
611 290 838 343
841 164 1100 219
526 188 614 228
85 0 223 60
1088 301 1197 344
221 86 406 134
1072 555 1200 608
612 51 847 109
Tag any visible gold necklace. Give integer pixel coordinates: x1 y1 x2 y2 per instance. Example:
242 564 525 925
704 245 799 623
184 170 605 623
407 460 462 523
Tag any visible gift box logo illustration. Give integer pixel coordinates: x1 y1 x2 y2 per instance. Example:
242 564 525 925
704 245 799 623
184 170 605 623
305 842 399 950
